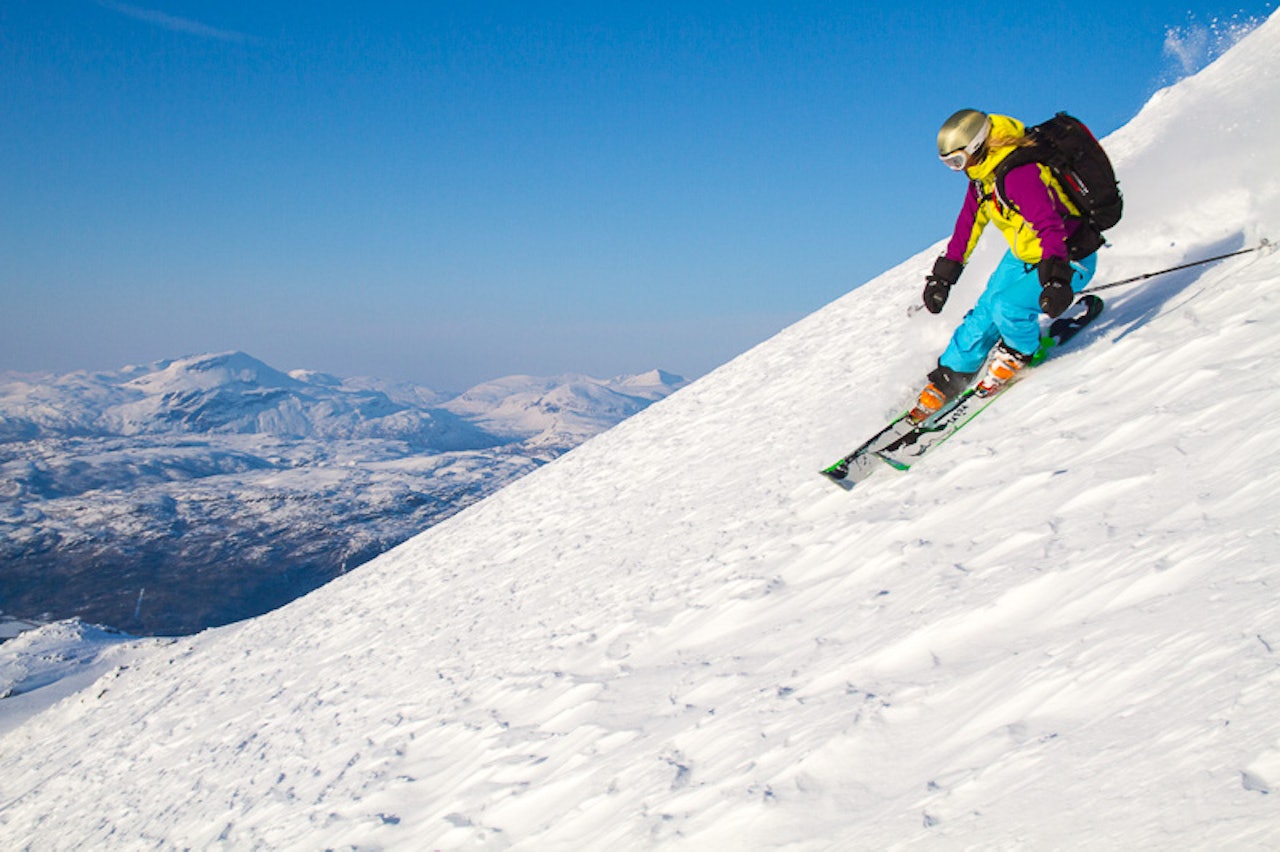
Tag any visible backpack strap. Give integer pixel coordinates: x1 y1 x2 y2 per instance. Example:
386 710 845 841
991 145 1049 214
970 177 986 203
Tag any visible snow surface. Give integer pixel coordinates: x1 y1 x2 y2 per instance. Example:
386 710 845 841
3 11 1280 849
0 620 160 738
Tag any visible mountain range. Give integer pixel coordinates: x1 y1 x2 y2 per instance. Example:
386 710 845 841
0 354 685 634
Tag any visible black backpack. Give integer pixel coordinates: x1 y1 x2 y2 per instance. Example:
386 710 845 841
993 112 1123 259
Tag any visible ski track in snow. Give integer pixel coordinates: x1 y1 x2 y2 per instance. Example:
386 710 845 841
3 10 1280 850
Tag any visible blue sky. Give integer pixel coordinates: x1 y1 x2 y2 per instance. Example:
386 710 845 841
2 1 1275 390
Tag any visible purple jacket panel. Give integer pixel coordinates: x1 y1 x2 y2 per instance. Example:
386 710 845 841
943 184 982 264
944 162 1080 265
1003 163 1076 261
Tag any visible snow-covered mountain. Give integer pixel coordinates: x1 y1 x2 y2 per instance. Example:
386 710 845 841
443 370 689 447
0 352 687 448
2 10 1279 849
0 359 685 634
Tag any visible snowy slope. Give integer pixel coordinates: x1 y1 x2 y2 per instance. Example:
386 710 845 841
2 11 1280 850
0 621 158 738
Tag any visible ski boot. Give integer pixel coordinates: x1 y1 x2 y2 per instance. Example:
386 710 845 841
909 364 973 423
974 342 1033 397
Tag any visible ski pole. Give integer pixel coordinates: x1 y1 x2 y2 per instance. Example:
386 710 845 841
1081 237 1272 295
905 238 1271 317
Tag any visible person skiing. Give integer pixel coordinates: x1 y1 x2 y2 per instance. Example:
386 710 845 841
911 109 1100 422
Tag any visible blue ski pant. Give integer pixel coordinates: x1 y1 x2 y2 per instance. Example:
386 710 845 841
939 249 1098 374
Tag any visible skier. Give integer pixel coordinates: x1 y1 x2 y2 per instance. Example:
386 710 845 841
911 109 1099 422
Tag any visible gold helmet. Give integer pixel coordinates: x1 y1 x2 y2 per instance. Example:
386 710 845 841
937 109 991 170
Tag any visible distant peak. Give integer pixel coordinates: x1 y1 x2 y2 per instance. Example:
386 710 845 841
124 351 303 392
289 369 344 388
616 369 686 388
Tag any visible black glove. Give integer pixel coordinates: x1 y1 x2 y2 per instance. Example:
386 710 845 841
923 257 963 314
1037 255 1075 318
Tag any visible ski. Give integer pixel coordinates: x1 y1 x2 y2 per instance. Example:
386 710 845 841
820 294 1104 489
1031 292 1106 364
873 385 1004 470
818 412 918 489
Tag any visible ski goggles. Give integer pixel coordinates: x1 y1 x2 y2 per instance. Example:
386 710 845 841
940 148 974 171
939 122 991 171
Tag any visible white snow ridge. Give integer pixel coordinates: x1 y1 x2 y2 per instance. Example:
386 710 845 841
3 11 1280 850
